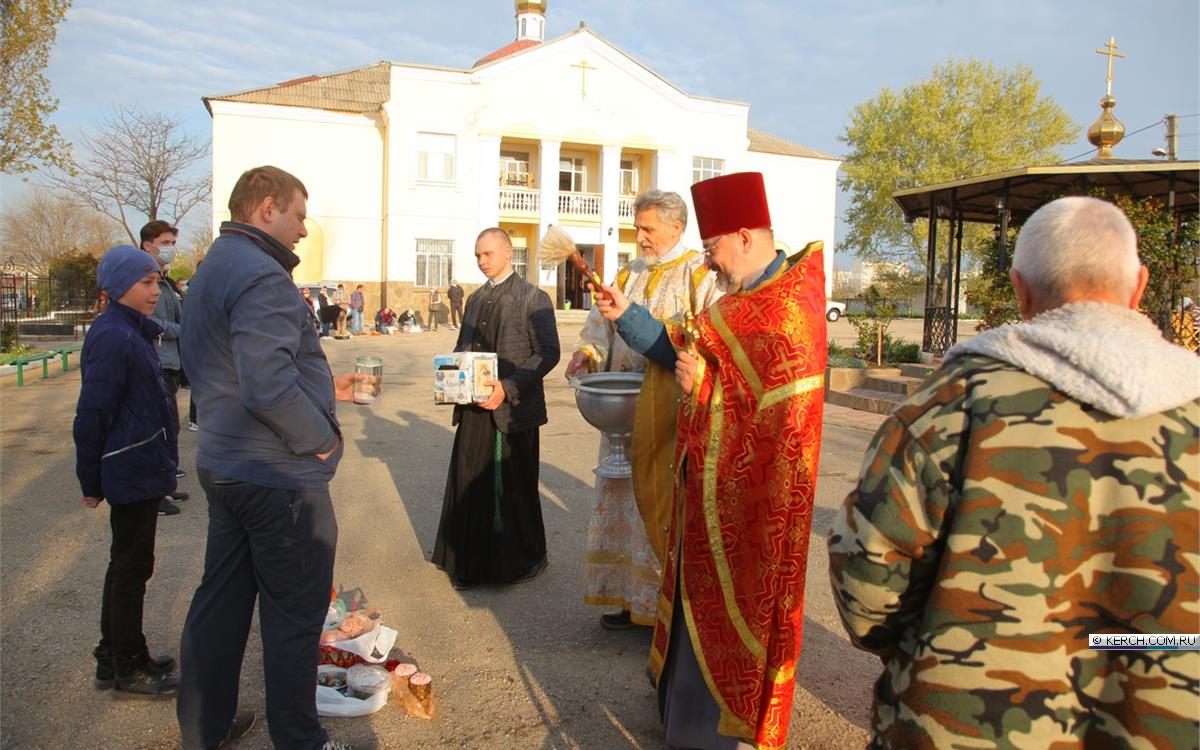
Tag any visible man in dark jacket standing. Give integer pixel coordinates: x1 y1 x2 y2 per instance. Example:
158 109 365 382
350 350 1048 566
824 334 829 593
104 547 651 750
432 228 560 589
75 245 180 697
177 166 365 750
140 220 188 516
446 279 465 329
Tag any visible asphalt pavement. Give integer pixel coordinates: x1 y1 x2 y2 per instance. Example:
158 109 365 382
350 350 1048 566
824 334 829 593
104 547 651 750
0 319 886 749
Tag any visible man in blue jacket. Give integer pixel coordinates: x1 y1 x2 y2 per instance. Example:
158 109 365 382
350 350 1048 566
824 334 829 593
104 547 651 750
177 166 367 750
140 219 188 516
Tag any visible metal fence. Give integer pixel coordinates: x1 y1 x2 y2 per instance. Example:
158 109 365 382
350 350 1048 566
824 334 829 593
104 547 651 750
1 272 99 347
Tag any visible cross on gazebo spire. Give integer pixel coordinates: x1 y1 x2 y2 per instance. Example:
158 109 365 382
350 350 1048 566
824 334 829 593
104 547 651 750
1087 36 1126 158
1095 36 1125 97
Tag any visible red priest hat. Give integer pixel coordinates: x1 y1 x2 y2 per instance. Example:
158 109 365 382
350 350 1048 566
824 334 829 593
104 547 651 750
690 172 772 240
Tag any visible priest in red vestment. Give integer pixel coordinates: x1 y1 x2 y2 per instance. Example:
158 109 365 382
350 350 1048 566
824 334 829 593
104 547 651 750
595 172 828 749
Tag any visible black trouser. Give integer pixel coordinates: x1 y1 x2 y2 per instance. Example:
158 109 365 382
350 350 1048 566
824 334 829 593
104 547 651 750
450 301 463 327
162 368 182 432
177 470 337 750
98 497 160 674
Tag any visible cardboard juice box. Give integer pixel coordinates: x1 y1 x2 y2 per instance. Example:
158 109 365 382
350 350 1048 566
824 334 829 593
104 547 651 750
434 352 498 405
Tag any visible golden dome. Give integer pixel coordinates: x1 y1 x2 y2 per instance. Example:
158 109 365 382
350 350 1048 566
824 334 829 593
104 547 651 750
1087 94 1125 158
515 0 546 14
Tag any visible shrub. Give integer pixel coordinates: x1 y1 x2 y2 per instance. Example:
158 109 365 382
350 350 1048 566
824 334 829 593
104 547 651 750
885 340 921 363
828 353 866 368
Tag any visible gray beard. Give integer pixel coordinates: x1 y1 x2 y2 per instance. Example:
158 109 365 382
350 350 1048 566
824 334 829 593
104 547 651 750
715 271 741 294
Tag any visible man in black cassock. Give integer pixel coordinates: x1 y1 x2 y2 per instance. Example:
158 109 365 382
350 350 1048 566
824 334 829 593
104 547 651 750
432 227 561 589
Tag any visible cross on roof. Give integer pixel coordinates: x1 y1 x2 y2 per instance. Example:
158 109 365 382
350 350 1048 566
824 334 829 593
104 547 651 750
1095 36 1125 97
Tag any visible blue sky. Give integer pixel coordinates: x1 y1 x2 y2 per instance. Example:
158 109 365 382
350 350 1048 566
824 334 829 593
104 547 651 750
6 0 1198 264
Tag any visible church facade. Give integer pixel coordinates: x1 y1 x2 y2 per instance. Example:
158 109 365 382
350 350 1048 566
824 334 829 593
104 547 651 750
203 1 840 312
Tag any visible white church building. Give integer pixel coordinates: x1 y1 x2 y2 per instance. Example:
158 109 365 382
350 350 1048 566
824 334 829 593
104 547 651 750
203 0 840 313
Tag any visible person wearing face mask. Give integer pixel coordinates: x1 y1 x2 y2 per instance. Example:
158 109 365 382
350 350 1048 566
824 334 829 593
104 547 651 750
564 190 721 632
140 220 189 517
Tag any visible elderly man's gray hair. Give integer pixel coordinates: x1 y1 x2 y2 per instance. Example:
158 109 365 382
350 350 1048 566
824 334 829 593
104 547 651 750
633 189 688 231
1012 196 1140 307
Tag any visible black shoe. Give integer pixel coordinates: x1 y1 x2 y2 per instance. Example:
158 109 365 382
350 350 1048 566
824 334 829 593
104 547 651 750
113 666 179 697
94 649 175 689
175 467 187 478
450 579 475 591
158 497 180 516
600 609 637 631
208 710 256 750
168 490 189 501
512 558 548 584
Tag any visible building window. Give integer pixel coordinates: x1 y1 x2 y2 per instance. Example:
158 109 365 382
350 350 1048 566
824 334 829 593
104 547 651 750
559 155 586 192
416 132 456 183
501 150 531 187
415 239 453 288
512 243 529 280
617 250 632 269
692 156 724 184
619 158 639 195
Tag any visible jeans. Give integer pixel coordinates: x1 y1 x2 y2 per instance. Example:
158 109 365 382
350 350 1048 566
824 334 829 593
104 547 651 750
177 469 337 750
99 497 160 674
349 308 364 334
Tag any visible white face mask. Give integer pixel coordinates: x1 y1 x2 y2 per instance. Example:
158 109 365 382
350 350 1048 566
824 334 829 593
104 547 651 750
157 245 177 265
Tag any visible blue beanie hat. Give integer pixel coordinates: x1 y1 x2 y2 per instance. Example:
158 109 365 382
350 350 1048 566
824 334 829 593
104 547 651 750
97 245 159 300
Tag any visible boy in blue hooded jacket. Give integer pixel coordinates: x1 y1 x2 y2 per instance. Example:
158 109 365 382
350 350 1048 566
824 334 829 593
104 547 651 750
74 245 180 697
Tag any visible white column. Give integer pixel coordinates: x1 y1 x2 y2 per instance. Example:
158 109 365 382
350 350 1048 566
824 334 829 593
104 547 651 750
477 134 501 230
600 143 622 282
537 139 561 286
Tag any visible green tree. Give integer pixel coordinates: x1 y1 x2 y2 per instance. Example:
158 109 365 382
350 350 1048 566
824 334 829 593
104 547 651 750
840 59 1076 267
1099 190 1199 336
0 0 72 174
849 285 898 365
168 224 212 282
965 191 1200 336
47 247 97 314
964 229 1020 331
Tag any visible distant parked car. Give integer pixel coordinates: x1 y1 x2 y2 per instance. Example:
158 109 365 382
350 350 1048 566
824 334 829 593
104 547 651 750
826 300 846 322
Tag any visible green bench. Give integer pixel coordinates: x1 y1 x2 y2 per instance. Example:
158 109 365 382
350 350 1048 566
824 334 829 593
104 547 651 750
12 352 55 387
11 343 85 387
55 343 84 373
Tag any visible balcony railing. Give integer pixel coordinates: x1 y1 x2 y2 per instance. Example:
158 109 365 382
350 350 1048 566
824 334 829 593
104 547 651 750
558 191 602 218
499 187 540 214
618 195 635 221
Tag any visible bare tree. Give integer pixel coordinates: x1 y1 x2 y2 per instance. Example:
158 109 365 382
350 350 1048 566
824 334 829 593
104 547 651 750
48 105 209 244
0 188 121 275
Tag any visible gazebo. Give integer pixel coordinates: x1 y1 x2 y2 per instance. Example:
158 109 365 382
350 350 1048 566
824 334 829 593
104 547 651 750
892 159 1199 353
890 37 1199 354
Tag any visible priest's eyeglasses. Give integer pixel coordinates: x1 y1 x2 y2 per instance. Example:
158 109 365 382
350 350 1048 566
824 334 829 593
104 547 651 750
702 234 726 254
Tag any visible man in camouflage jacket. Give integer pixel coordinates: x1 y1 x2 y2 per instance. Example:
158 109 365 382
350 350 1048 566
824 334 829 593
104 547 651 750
829 196 1199 750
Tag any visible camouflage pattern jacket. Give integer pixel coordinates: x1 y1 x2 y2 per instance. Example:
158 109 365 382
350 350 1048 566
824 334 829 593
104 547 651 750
829 302 1200 749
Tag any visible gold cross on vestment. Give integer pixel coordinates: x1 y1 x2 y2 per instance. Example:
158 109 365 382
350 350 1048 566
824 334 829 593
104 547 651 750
571 59 597 100
1095 36 1125 96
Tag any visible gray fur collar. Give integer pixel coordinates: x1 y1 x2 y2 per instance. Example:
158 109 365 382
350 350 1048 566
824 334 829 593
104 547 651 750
945 302 1200 418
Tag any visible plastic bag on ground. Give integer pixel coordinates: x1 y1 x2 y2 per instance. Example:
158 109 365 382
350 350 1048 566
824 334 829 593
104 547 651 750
316 665 389 717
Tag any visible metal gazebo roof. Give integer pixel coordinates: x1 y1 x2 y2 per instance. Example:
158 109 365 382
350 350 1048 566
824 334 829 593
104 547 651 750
892 159 1200 224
